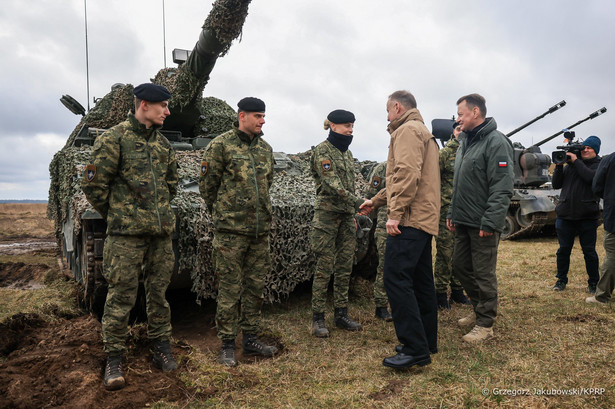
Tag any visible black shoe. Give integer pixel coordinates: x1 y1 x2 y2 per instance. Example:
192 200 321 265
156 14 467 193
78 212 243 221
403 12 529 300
382 352 431 369
552 281 566 291
375 307 393 322
152 341 178 372
220 340 237 367
450 289 471 305
334 308 362 331
312 312 330 338
588 284 597 294
396 344 437 355
436 292 451 310
104 354 125 391
242 334 277 357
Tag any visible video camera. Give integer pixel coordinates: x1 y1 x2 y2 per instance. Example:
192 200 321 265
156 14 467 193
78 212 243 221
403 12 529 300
552 130 585 164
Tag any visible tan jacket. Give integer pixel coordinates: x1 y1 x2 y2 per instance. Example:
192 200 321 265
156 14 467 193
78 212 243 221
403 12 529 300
372 108 440 236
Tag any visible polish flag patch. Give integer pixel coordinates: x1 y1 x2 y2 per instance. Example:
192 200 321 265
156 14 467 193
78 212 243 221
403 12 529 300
498 161 508 167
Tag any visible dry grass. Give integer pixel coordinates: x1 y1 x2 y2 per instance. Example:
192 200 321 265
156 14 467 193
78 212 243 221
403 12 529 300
2 200 613 408
0 203 54 240
164 228 614 409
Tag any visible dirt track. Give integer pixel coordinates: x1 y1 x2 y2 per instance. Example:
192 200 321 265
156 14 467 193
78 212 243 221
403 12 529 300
0 205 206 408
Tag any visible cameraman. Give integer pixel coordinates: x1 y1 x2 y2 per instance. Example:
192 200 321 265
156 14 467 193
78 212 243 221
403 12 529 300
551 135 602 293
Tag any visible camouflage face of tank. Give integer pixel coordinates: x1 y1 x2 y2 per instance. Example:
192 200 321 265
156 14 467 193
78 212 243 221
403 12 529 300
101 235 174 354
310 210 356 312
213 231 270 340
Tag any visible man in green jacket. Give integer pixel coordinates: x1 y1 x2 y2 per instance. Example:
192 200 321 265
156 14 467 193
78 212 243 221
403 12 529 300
82 83 179 391
199 97 277 366
447 93 514 343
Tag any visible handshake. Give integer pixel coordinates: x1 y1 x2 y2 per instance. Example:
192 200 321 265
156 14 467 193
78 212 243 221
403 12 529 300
358 198 374 216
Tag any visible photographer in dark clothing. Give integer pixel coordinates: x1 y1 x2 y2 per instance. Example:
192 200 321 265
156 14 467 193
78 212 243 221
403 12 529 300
551 135 602 293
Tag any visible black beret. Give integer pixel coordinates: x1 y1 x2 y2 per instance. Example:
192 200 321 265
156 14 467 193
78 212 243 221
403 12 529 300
327 109 355 124
133 83 171 102
237 97 266 112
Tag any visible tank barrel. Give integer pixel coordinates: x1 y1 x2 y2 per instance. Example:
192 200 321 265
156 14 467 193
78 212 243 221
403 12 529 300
533 107 607 147
506 100 566 137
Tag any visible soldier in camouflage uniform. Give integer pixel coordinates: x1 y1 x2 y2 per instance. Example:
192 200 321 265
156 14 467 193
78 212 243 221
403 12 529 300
365 161 393 321
199 97 277 366
310 109 363 338
434 125 470 309
82 83 179 391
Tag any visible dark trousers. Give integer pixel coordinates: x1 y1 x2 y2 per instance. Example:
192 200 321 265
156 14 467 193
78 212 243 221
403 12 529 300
452 224 500 328
555 218 599 286
384 226 437 356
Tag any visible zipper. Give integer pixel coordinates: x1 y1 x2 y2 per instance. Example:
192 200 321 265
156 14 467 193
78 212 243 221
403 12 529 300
147 138 162 231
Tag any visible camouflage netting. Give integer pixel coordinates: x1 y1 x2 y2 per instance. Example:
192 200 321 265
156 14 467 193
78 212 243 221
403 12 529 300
48 146 374 304
47 147 96 244
200 96 237 137
62 85 134 149
203 0 252 56
153 67 202 112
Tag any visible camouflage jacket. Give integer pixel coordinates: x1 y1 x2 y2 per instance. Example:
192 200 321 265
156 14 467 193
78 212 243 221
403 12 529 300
439 137 459 217
199 126 274 236
81 113 178 236
365 161 387 230
311 140 363 214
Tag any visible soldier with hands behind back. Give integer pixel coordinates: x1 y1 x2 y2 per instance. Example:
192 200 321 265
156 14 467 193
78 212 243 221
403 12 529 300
199 97 277 367
82 83 179 391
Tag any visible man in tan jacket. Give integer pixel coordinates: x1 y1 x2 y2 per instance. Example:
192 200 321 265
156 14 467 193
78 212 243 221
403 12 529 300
360 90 440 369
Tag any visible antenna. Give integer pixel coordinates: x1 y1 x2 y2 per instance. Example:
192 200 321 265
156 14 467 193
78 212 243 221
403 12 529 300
162 0 167 68
84 0 91 111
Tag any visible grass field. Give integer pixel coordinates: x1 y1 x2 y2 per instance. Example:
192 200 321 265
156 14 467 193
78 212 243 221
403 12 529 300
1 203 613 408
172 230 614 408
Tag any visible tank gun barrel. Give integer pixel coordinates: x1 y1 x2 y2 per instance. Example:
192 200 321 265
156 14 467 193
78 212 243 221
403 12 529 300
533 107 607 147
506 100 566 137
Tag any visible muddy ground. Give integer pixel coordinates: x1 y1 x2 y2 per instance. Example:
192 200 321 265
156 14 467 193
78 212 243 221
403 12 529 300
0 204 276 408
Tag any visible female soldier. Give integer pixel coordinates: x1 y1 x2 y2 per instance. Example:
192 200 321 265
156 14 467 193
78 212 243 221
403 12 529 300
310 109 364 337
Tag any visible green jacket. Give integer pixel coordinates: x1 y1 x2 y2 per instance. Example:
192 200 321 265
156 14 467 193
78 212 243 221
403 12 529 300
439 137 459 219
311 140 363 214
448 118 513 233
199 126 274 237
82 113 178 236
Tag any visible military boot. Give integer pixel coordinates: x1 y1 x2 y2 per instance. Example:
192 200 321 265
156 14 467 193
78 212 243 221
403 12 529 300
450 289 471 305
312 312 329 338
104 354 125 391
334 307 362 331
242 333 278 357
375 307 393 322
220 340 237 367
152 340 178 372
436 292 451 310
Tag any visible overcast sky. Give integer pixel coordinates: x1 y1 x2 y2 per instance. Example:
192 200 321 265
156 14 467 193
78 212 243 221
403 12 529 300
1 0 614 200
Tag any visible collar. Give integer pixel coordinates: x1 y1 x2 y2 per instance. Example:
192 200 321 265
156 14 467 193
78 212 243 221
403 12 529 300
327 130 353 152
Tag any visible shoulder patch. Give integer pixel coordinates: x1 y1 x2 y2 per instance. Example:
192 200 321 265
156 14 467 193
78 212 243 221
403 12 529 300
321 159 332 172
201 161 208 176
372 177 382 187
85 164 96 182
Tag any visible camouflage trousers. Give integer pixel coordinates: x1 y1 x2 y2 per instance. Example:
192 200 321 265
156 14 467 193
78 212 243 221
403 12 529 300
310 210 355 313
434 218 463 293
102 234 174 354
374 226 388 308
213 231 270 341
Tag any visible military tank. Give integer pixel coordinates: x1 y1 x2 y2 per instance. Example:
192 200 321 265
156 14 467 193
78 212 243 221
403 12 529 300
48 0 373 317
431 102 607 240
